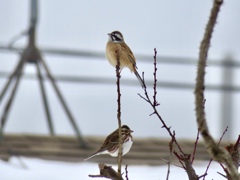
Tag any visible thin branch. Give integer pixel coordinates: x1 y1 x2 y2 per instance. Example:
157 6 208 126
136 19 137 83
233 135 240 150
174 152 199 180
192 130 200 163
218 126 229 146
194 0 239 178
217 172 227 179
198 173 208 179
160 157 183 169
137 93 150 102
166 151 172 180
139 48 199 179
138 49 184 155
153 48 159 107
166 160 171 180
219 163 231 179
203 126 229 180
225 135 240 170
116 50 123 175
125 165 129 180
173 151 186 170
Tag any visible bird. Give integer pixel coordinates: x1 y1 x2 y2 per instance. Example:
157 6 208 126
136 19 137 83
106 30 146 89
84 125 133 161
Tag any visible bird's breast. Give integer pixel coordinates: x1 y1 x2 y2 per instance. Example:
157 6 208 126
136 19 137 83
105 42 134 72
106 42 121 67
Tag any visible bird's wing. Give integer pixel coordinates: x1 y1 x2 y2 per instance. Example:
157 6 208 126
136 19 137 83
121 43 137 69
97 129 119 152
84 131 118 161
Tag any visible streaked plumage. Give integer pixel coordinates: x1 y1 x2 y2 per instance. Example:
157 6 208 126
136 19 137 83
84 125 133 161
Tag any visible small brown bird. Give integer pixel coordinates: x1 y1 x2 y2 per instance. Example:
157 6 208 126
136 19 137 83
106 31 146 89
84 125 133 161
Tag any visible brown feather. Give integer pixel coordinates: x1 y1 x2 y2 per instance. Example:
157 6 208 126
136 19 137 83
106 31 146 89
84 125 133 160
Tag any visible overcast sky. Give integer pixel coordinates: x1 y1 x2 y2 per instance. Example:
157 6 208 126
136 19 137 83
0 0 239 141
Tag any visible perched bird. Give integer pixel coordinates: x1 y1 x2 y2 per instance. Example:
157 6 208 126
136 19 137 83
106 31 146 89
84 125 133 161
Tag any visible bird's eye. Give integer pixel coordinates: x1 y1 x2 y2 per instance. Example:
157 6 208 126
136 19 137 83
113 34 122 41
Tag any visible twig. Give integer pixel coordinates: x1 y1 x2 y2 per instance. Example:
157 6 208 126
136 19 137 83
198 173 207 179
225 135 240 170
160 157 183 169
138 49 184 155
192 130 200 163
219 163 231 179
166 160 171 180
139 48 199 179
218 126 229 145
164 135 173 180
116 50 123 175
233 135 240 150
173 151 186 170
194 0 239 178
125 165 129 180
203 126 229 180
166 153 172 180
217 171 227 179
153 48 159 107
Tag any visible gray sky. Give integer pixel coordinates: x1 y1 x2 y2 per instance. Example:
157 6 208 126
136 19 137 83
0 1 239 140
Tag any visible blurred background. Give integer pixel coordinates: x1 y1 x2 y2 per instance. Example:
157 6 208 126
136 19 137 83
0 0 239 142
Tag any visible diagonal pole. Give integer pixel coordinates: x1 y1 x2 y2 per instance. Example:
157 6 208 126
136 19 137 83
36 59 54 135
39 57 87 147
0 54 27 137
0 59 24 102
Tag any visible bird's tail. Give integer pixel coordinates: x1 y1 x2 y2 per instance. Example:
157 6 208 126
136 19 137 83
84 152 98 161
134 70 146 89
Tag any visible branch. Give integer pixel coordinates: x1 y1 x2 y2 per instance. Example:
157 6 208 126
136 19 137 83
225 135 240 170
89 163 124 180
160 157 183 169
203 126 229 180
139 48 198 178
116 50 123 175
153 48 159 107
174 152 199 180
191 130 200 163
125 165 129 180
138 49 184 155
194 0 239 178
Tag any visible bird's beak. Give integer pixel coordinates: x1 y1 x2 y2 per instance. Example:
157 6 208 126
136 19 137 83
130 130 134 133
107 33 111 36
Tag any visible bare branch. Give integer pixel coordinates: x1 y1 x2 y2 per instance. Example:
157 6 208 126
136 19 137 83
125 165 129 180
183 154 199 180
194 0 239 178
89 163 124 180
137 93 150 102
192 130 200 163
225 135 240 170
139 48 199 178
217 171 227 179
219 126 229 146
160 157 183 169
153 48 159 107
115 50 123 175
138 49 184 155
203 126 229 180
